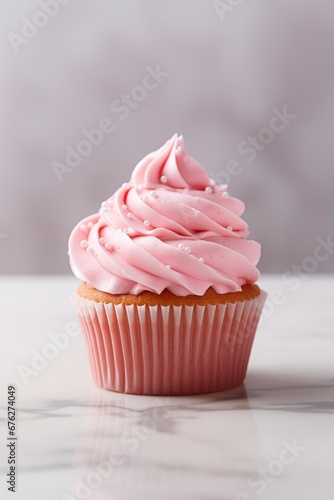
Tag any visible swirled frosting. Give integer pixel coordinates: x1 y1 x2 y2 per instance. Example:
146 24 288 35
68 134 261 296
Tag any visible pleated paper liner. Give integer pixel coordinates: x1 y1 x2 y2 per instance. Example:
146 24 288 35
73 290 266 395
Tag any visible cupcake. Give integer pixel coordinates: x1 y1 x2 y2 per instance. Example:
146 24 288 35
68 134 266 395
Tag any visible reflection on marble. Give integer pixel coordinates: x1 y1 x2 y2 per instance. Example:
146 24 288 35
1 276 334 500
70 385 260 497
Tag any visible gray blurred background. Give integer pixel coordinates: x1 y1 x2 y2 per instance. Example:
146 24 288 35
0 0 333 274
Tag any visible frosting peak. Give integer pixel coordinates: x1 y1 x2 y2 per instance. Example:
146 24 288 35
69 135 261 296
131 134 211 190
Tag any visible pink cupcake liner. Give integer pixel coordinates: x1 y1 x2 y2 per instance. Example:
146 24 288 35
73 290 266 395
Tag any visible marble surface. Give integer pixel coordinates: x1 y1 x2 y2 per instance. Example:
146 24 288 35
1 275 333 500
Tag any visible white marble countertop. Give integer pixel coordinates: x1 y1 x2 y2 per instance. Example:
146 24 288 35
1 275 333 500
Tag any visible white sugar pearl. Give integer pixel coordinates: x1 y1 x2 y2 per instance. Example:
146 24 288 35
80 224 87 231
185 246 191 253
227 226 233 231
151 191 158 198
105 242 112 250
205 186 213 194
144 220 150 227
123 228 130 234
122 204 127 211
199 257 204 263
222 191 229 197
166 265 171 269
127 213 133 219
160 175 167 184
80 240 88 248
86 246 93 254
99 237 105 244
87 222 93 228
178 243 185 250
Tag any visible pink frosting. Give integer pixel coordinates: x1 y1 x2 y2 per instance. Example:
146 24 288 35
68 134 261 296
